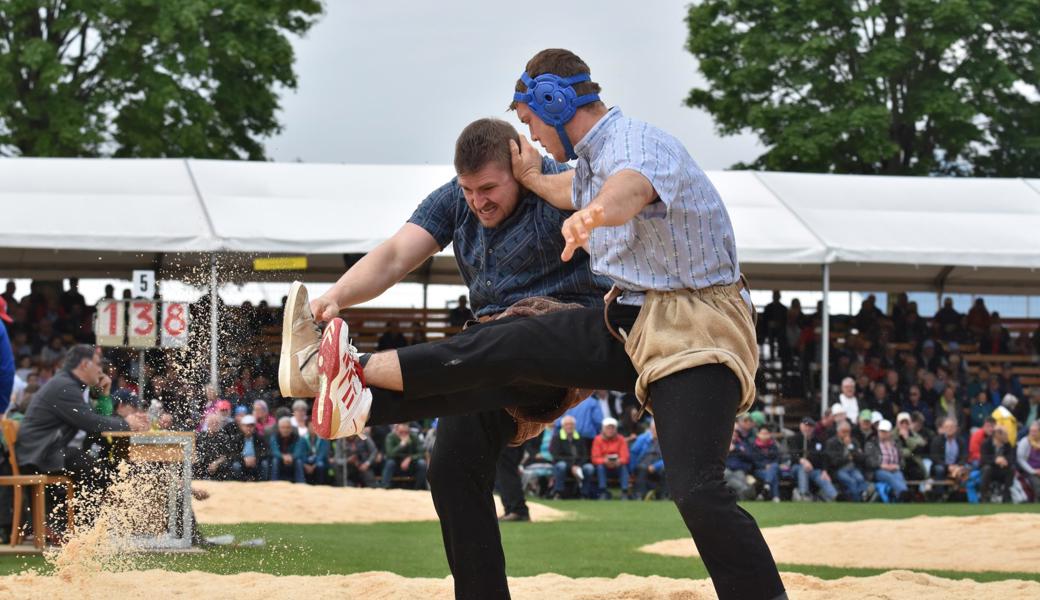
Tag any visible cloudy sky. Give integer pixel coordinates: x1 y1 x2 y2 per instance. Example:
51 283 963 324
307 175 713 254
264 0 762 169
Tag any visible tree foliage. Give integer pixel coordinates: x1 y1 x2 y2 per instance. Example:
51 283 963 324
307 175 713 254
686 0 1040 176
0 0 322 159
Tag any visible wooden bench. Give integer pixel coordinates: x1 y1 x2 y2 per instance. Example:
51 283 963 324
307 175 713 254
0 419 75 548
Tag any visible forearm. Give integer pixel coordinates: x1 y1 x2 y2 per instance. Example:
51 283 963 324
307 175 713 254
522 170 575 210
323 224 439 309
588 170 655 227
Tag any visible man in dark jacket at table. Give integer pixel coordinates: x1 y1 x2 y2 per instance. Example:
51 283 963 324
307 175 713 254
15 345 150 531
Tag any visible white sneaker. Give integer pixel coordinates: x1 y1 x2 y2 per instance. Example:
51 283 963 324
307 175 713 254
313 317 371 440
278 281 320 398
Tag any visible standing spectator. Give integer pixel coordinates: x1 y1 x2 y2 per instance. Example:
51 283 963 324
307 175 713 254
0 281 16 309
590 417 630 499
788 417 837 502
252 400 276 436
826 421 869 501
980 426 1015 502
837 378 860 419
269 416 304 483
299 418 330 485
555 392 604 442
965 298 991 338
382 423 427 489
1015 422 1040 502
762 291 787 359
228 415 270 481
631 420 664 500
934 298 962 338
866 420 909 501
894 412 927 480
750 427 782 502
929 417 968 482
549 415 593 498
344 431 380 488
60 278 86 313
448 295 474 328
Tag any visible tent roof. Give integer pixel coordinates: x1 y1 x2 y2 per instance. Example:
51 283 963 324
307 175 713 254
1 158 1039 292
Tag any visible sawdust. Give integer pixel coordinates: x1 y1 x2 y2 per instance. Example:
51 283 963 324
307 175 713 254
192 480 569 524
2 569 1038 600
640 513 1040 574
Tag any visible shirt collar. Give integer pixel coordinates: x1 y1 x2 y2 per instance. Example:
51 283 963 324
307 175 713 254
573 106 623 162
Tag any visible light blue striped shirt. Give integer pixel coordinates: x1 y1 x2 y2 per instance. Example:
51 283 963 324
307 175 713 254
571 107 742 306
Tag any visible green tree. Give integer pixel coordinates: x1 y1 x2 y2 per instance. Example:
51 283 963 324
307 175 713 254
0 0 322 159
685 0 1040 176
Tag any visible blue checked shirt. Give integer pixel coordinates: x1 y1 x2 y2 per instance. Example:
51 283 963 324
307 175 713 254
408 158 611 317
571 107 743 306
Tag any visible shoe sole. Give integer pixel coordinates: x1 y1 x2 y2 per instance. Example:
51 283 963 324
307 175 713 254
278 281 307 398
314 318 364 440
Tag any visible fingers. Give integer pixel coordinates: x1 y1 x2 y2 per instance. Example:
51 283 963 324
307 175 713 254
509 139 519 158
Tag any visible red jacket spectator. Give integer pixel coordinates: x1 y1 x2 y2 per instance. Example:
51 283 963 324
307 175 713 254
591 432 630 466
969 422 994 464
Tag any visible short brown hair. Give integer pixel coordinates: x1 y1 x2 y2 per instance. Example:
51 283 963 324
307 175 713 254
509 49 603 111
454 118 519 175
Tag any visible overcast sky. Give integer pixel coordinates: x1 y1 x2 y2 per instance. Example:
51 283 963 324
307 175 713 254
264 0 762 168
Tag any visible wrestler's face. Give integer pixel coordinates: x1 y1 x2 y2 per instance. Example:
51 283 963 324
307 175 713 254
458 161 521 228
516 103 566 162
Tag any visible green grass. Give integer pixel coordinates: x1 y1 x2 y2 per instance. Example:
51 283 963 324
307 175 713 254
2 500 1039 582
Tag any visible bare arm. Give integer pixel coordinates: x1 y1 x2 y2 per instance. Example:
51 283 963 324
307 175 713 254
510 135 574 210
560 169 656 261
312 223 440 321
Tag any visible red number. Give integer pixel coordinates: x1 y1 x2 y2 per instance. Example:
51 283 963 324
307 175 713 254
103 302 118 335
164 304 186 336
132 301 155 335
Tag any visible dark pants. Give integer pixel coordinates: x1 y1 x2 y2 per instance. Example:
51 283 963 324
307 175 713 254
980 464 1014 500
23 447 115 532
497 444 529 518
384 306 784 600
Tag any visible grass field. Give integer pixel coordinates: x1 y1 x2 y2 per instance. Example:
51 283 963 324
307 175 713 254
2 500 1039 582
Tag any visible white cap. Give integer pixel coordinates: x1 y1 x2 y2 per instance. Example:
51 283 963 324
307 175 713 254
871 411 883 424
830 403 846 415
877 419 893 432
896 412 911 423
602 417 618 428
241 415 257 425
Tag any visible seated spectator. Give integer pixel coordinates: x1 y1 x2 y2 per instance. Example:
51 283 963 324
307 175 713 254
970 391 995 431
252 400 276 436
1016 422 1040 502
269 416 304 483
929 417 968 483
750 426 782 502
410 321 428 345
590 417 630 500
992 396 1019 444
344 429 380 488
894 412 927 480
788 417 837 502
969 418 996 466
196 413 234 480
549 415 594 499
555 392 604 443
290 399 309 437
631 420 665 500
725 424 757 501
734 412 756 444
866 420 909 501
853 409 876 448
902 386 933 428
298 419 329 485
826 421 869 501
1019 388 1040 432
980 426 1014 502
837 378 859 421
377 321 408 351
228 415 270 481
382 423 427 489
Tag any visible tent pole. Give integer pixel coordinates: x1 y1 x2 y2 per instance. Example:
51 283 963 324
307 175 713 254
820 264 830 419
209 254 219 387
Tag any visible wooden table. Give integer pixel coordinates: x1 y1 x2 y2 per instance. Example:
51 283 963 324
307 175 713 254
102 431 195 550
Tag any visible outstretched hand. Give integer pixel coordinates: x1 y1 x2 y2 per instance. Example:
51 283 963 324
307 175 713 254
560 205 606 261
509 135 542 187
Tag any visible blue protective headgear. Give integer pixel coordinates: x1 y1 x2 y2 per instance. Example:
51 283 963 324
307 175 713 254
513 72 600 161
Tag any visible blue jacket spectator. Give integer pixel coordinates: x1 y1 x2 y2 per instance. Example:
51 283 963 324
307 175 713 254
630 428 664 474
299 423 331 485
0 316 14 414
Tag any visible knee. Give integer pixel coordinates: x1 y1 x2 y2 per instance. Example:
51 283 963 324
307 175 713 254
670 482 731 529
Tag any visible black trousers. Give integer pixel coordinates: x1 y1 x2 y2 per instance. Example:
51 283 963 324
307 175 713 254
386 306 784 600
23 447 115 532
497 444 528 518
